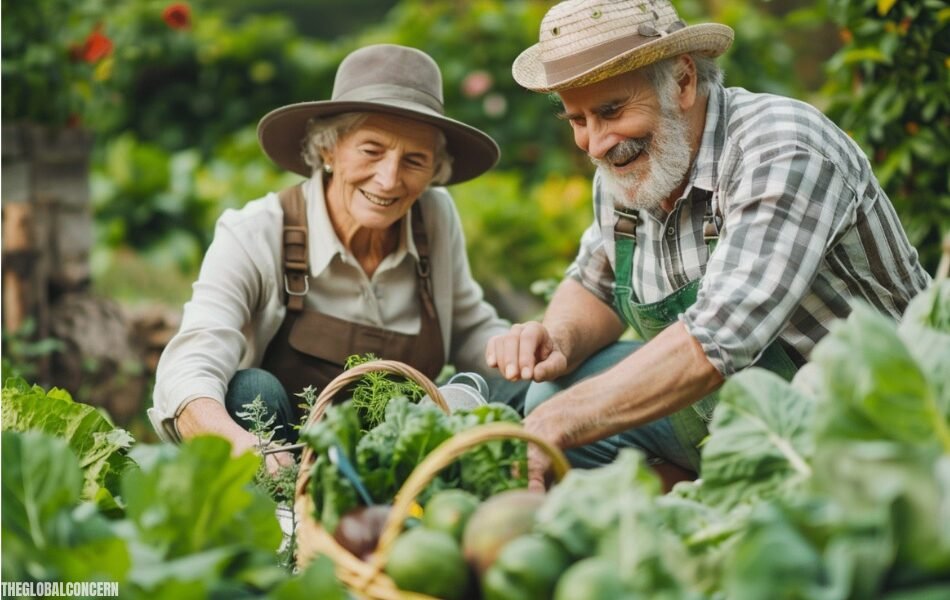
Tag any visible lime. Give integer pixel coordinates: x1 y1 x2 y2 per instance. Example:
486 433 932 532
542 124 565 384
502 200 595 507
423 489 480 542
385 527 469 600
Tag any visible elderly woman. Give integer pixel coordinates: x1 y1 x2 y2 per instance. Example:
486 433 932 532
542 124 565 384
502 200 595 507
150 44 522 471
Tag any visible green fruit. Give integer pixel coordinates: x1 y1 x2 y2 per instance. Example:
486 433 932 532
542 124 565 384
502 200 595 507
385 528 469 600
423 489 480 542
554 556 633 600
462 489 545 576
482 534 571 600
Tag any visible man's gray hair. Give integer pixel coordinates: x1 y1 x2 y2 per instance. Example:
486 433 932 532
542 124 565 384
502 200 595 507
643 53 723 105
300 112 454 185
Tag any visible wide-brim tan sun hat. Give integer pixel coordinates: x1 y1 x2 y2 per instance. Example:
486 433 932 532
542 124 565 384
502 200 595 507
513 0 734 93
258 44 499 186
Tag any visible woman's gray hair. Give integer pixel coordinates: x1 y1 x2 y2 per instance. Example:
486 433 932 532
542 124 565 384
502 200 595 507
300 112 454 185
642 53 723 109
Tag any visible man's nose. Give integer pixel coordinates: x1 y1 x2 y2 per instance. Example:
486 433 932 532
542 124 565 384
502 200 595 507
586 126 618 161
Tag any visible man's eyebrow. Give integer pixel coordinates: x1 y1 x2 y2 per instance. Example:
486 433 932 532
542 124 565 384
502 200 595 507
594 98 627 115
552 96 629 121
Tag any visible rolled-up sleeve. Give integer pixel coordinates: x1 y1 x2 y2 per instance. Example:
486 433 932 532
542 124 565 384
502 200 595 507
683 144 857 375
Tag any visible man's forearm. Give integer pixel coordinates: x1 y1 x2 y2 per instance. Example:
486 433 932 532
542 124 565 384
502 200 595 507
543 278 625 372
529 321 723 449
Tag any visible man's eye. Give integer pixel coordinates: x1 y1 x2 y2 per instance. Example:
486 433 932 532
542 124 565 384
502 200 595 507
569 116 586 127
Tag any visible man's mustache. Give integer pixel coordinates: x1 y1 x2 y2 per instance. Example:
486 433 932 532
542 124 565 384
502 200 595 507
593 136 651 167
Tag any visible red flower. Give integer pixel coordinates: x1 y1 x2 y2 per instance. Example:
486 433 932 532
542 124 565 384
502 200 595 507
70 25 113 63
162 3 191 30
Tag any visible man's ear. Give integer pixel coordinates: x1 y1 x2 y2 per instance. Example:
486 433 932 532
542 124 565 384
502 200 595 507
676 55 698 111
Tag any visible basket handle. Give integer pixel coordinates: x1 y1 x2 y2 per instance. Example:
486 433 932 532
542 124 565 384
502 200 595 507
370 422 570 568
294 360 448 499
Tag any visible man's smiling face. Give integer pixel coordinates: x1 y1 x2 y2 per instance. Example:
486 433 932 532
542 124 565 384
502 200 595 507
557 66 694 211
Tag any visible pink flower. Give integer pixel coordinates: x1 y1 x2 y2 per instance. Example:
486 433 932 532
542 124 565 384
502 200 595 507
461 70 493 98
162 3 191 30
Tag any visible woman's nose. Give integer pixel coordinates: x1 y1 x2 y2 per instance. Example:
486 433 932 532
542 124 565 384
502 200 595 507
375 155 400 189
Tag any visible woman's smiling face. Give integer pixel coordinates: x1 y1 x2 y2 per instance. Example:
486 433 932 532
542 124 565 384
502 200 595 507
324 113 439 232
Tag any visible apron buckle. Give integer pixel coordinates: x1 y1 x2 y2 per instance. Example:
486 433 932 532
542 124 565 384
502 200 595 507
284 273 309 296
613 208 639 239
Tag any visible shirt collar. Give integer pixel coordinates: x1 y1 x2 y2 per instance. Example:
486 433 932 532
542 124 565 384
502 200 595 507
302 176 418 277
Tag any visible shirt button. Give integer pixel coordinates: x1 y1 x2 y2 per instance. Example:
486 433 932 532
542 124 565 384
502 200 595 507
666 226 676 237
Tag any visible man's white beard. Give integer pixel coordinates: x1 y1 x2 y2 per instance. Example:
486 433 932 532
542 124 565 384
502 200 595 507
594 107 692 212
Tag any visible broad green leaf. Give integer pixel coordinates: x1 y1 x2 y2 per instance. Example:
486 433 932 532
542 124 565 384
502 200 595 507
268 555 346 600
1 431 130 582
536 449 660 558
899 282 950 422
699 369 815 510
121 436 281 558
812 304 947 451
720 503 831 600
1 377 135 509
812 441 950 582
1 431 83 552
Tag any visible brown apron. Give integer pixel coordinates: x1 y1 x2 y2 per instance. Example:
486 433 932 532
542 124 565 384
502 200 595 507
259 184 445 409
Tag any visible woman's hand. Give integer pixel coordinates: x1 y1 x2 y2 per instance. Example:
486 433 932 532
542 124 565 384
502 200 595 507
178 397 294 477
485 321 569 382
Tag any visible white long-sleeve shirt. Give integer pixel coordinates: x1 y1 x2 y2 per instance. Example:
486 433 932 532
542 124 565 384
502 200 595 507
152 176 511 433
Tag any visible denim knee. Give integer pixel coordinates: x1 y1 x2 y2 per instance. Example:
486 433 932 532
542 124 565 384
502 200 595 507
524 340 643 416
225 368 298 442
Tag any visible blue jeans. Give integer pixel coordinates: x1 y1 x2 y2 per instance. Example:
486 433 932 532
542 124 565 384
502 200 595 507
524 341 695 472
224 368 300 444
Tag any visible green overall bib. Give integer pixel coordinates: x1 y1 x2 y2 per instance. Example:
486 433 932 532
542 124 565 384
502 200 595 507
612 191 798 472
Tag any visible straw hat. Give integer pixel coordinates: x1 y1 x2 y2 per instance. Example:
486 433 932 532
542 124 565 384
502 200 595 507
258 44 499 185
512 0 734 92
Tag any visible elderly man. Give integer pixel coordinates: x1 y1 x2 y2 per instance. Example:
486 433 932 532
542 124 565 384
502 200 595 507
487 0 932 489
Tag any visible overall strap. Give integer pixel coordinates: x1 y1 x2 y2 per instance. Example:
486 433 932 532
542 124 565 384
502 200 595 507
277 184 309 312
410 203 437 320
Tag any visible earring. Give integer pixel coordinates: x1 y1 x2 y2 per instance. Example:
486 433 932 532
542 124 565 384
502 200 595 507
323 163 333 174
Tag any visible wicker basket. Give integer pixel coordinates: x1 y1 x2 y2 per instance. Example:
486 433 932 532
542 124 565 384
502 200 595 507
292 361 570 600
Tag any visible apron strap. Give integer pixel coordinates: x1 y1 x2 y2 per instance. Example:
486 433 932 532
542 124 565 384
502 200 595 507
410 203 438 320
277 184 309 312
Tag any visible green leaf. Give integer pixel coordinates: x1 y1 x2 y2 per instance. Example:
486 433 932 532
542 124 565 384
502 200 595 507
699 369 815 510
840 47 889 65
1 431 83 552
268 555 346 600
813 304 949 452
1 378 135 510
536 449 661 558
121 436 281 558
1 431 130 582
878 0 899 16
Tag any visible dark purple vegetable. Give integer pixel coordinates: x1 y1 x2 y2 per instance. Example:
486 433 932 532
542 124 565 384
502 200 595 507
332 504 392 560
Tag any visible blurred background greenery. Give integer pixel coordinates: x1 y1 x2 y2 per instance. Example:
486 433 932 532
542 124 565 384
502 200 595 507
5 0 947 300
2 0 948 424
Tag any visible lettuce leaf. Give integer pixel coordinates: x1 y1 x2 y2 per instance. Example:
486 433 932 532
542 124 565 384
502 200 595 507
1 377 134 511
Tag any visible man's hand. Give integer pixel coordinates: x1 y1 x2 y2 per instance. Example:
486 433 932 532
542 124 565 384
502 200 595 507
485 321 569 382
522 401 567 492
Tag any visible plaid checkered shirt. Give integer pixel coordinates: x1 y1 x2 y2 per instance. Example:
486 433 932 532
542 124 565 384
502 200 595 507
566 83 932 375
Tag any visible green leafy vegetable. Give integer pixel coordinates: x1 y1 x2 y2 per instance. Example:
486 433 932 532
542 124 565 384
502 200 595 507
1 377 134 512
698 368 816 509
